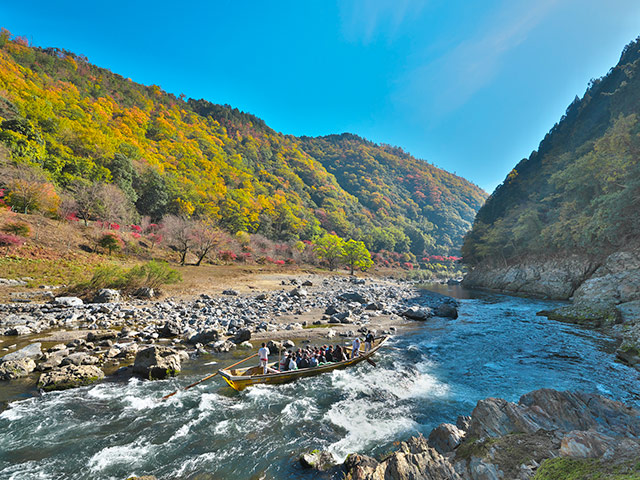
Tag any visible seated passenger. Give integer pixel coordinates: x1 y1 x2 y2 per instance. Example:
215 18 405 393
279 352 289 371
299 354 310 369
325 346 334 362
288 354 299 370
309 355 318 367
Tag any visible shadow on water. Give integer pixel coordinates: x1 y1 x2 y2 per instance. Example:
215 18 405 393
1 288 640 479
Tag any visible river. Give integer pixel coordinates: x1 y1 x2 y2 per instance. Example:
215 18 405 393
1 286 639 479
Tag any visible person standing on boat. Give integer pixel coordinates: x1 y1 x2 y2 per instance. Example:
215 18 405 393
258 343 270 374
279 351 289 371
351 337 361 358
364 332 375 352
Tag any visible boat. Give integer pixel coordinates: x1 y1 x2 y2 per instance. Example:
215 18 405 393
217 335 389 391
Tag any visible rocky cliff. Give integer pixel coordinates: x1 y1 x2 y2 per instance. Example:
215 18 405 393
463 247 640 369
339 389 640 480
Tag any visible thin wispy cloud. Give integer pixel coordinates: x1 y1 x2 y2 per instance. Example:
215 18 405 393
339 0 427 45
399 0 562 117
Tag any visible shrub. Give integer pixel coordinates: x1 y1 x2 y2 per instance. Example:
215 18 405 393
1 222 30 237
73 261 181 297
98 233 124 255
0 233 24 252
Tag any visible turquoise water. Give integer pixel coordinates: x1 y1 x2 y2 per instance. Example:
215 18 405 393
1 289 639 479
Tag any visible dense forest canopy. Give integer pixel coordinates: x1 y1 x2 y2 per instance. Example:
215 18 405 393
0 29 486 257
463 36 640 265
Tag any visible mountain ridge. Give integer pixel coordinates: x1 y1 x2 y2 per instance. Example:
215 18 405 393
0 29 487 256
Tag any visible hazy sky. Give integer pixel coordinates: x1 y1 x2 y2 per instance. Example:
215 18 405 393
3 0 640 192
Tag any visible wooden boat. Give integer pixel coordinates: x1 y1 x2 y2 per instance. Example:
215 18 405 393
218 336 389 391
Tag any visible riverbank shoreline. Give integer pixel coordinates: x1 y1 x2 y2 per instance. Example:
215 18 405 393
0 272 458 406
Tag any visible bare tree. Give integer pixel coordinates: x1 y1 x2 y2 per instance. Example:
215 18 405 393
72 182 132 226
162 215 195 265
1 164 56 214
191 220 224 266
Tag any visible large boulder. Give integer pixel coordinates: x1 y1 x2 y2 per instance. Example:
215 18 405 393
338 292 368 304
435 303 458 319
231 328 252 344
290 287 308 298
211 339 236 353
159 320 182 338
343 435 462 480
92 288 120 303
4 325 32 336
133 346 182 380
0 358 36 380
428 423 466 454
1 343 42 363
188 328 222 344
37 364 104 391
52 296 84 307
402 306 432 321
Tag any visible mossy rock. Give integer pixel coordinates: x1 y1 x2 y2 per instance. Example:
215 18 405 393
534 457 640 479
538 303 621 327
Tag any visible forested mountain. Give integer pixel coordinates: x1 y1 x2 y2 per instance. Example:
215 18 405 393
463 37 640 264
0 30 486 256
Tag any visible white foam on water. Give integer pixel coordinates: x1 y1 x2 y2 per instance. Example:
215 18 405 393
123 394 159 411
172 448 237 477
213 419 231 435
244 384 289 404
0 404 28 421
204 360 218 365
325 398 416 461
281 397 319 423
88 442 151 472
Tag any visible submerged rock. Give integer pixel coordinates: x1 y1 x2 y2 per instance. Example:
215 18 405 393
435 303 458 319
299 450 336 471
37 364 104 391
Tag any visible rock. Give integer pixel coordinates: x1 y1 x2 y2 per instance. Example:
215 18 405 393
283 340 295 348
538 302 621 327
266 340 283 352
402 305 432 321
61 352 98 366
188 329 221 344
338 292 367 304
53 296 84 307
1 343 42 362
456 415 472 431
134 287 155 299
87 330 118 342
290 287 308 297
4 325 32 336
231 328 251 344
160 320 182 337
37 350 69 371
211 340 236 353
302 280 313 286
237 341 253 349
435 303 458 319
0 358 36 380
92 288 120 303
463 255 598 300
37 365 104 391
222 289 238 296
133 346 182 380
300 450 336 471
325 305 340 315
365 302 384 311
326 330 336 338
428 423 466 454
343 435 462 480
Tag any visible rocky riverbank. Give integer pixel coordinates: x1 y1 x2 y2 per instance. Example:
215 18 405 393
306 388 640 480
0 274 458 397
463 248 640 371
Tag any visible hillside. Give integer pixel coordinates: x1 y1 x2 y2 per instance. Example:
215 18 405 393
0 30 486 256
462 36 640 265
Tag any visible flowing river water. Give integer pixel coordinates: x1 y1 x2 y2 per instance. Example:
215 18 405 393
1 286 640 479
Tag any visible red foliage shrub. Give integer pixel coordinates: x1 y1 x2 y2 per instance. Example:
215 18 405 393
0 233 25 250
274 259 285 266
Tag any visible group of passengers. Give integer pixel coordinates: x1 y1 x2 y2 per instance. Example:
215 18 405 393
257 332 376 374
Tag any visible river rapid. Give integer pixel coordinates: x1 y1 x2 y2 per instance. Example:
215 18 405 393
1 286 639 480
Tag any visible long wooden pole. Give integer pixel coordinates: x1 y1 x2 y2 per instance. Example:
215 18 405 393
161 352 258 400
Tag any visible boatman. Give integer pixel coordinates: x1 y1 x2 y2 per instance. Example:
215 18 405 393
258 342 270 374
351 337 361 358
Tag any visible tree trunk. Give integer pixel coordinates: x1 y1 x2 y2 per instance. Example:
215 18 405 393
180 248 188 265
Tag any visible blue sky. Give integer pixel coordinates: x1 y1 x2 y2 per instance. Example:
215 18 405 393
2 0 640 192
